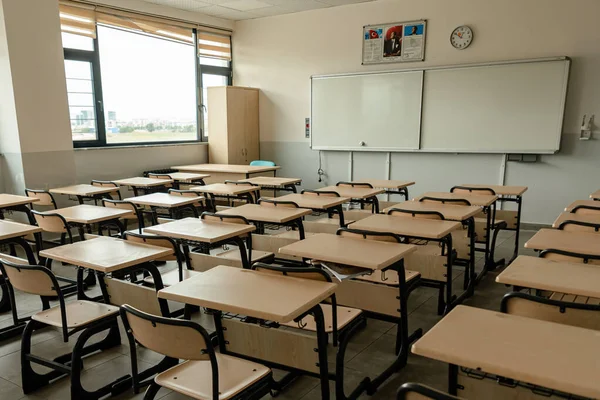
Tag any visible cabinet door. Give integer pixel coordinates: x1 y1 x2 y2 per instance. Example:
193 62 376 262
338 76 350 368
243 90 260 163
226 88 249 165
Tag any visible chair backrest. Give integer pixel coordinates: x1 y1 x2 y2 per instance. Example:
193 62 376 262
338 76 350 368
103 277 163 316
336 181 373 189
102 199 139 220
120 305 213 361
251 262 331 282
258 198 300 209
387 208 445 221
201 212 251 226
336 227 401 243
556 220 600 233
539 248 596 264
147 174 173 188
31 211 69 234
450 186 496 196
168 189 202 198
25 189 57 208
123 232 178 261
91 180 119 190
571 205 600 216
301 189 339 198
0 258 59 297
397 383 461 400
419 196 471 206
249 160 276 167
224 180 258 188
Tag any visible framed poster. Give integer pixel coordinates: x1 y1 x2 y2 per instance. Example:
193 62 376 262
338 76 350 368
362 20 426 64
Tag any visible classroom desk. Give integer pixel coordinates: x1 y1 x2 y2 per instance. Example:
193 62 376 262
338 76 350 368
158 265 335 399
125 193 204 219
114 177 174 196
552 211 600 231
525 228 600 258
240 176 301 193
273 193 350 227
351 179 415 201
280 233 423 396
496 255 600 298
460 184 528 265
0 193 39 225
317 186 385 213
412 305 600 399
50 184 117 204
384 201 480 293
416 191 500 278
189 183 261 206
217 203 311 239
172 164 280 184
144 218 256 269
352 214 464 313
565 199 600 214
45 205 132 238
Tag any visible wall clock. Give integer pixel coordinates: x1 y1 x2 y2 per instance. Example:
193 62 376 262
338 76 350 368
450 26 473 50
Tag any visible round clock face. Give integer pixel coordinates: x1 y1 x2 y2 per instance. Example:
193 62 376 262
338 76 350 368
450 26 473 50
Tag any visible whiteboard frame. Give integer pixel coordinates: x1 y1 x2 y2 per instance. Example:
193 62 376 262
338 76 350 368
310 56 570 154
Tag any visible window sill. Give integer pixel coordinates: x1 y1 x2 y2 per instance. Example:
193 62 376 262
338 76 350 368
74 141 208 151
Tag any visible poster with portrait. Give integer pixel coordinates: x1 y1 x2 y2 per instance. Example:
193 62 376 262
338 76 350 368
362 20 426 64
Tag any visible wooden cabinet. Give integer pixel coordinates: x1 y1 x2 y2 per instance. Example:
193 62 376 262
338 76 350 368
207 86 259 165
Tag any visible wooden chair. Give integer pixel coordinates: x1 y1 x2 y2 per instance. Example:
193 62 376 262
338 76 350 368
102 199 145 234
91 180 122 200
501 248 600 330
397 383 461 399
25 189 57 210
252 262 364 347
120 304 272 400
0 258 121 398
168 188 208 215
30 210 75 244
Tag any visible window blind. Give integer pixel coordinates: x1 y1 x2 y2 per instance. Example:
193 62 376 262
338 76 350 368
198 32 231 61
59 4 96 38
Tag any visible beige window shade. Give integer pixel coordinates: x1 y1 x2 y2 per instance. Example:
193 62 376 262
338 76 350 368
59 4 96 38
198 32 231 61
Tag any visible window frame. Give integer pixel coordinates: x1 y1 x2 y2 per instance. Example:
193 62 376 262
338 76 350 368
64 29 211 148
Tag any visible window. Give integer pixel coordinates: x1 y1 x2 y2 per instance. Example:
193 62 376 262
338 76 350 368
60 3 232 147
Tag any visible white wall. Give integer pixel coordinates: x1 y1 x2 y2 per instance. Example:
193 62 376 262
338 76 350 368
233 0 600 224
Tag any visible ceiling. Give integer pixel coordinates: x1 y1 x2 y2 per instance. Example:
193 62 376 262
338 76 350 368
138 0 377 21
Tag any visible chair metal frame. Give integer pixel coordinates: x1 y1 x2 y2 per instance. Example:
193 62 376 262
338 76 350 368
397 382 461 399
336 181 380 213
300 189 347 227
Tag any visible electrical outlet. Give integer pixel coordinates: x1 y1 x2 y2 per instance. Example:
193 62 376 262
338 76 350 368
305 118 310 138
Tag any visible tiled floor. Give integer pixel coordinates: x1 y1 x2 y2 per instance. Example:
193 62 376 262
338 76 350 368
0 229 539 400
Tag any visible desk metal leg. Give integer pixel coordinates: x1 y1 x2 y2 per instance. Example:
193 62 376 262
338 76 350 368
332 205 345 227
232 236 250 269
294 218 306 240
311 304 330 400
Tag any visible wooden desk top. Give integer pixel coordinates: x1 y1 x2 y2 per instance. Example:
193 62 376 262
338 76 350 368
496 255 600 298
0 220 42 240
351 214 461 240
416 192 498 207
589 190 600 200
217 204 311 224
240 177 301 186
525 228 600 256
125 193 204 208
279 233 417 270
189 183 261 196
351 179 415 190
40 236 172 273
317 186 385 199
172 164 281 174
384 201 481 222
49 184 116 197
158 265 336 323
552 212 600 228
0 194 39 208
163 172 210 181
275 194 350 209
412 305 600 399
114 177 173 187
47 205 133 224
144 217 255 244
459 184 528 196
565 200 600 212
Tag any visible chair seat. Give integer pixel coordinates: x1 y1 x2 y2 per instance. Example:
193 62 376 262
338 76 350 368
143 268 202 287
281 303 362 333
155 354 270 400
356 269 420 286
549 292 600 305
216 249 274 263
32 301 118 329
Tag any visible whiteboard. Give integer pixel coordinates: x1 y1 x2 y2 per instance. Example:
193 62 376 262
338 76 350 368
310 58 570 154
420 59 570 153
311 70 423 151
